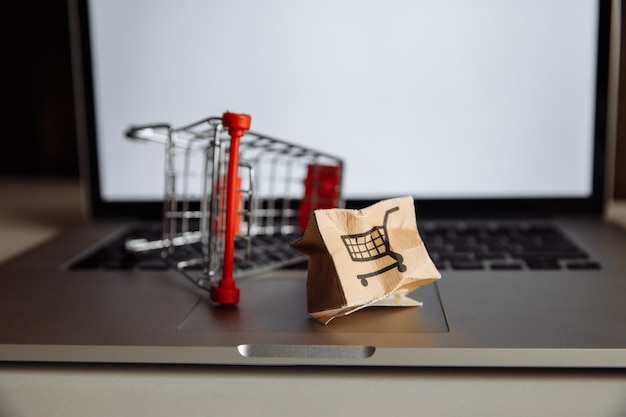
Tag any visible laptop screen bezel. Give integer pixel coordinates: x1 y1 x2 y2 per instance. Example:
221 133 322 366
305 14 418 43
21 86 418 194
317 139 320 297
68 0 612 221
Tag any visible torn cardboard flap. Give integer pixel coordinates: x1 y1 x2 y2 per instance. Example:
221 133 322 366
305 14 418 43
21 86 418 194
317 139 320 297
292 196 441 324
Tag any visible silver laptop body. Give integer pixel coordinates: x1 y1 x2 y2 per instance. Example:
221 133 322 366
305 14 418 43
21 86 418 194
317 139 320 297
0 0 624 368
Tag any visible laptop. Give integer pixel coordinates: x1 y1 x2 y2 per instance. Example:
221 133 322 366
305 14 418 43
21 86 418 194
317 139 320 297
0 0 624 367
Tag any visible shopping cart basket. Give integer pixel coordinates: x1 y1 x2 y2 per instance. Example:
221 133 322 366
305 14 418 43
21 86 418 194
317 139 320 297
124 112 343 303
341 206 407 286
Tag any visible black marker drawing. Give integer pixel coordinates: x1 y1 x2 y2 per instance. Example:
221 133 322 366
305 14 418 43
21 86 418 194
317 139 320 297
341 206 407 286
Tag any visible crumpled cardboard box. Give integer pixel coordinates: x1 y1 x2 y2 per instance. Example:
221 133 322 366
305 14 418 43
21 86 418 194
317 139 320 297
292 196 441 324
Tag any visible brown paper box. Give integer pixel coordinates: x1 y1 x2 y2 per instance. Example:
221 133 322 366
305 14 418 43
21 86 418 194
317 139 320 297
292 196 441 324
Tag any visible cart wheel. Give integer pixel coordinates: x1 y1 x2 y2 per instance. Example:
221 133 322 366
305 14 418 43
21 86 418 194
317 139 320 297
398 263 407 272
359 277 369 287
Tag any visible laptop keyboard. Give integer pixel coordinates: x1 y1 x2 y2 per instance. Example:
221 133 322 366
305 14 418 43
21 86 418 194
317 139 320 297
70 224 307 274
71 222 600 274
418 222 601 271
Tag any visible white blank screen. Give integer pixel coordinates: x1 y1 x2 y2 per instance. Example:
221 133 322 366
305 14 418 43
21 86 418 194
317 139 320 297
88 0 599 201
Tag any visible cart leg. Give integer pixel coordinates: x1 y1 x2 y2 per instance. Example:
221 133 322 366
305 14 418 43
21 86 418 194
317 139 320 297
211 112 251 305
390 251 406 272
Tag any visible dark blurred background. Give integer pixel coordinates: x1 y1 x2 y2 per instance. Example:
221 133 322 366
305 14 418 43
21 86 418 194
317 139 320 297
616 3 626 199
3 1 626 198
5 1 77 178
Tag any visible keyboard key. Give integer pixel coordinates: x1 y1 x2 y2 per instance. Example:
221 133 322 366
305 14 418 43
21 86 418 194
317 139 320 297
490 262 523 270
566 261 601 270
450 261 484 270
525 258 561 270
138 260 169 270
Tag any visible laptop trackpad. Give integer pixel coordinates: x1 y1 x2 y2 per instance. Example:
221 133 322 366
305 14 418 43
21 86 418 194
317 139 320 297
178 271 448 333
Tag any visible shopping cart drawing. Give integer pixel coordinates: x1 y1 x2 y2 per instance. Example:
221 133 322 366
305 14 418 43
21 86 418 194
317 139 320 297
340 206 407 286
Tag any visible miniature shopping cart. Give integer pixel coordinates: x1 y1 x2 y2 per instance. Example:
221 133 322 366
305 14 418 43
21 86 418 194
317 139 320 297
124 112 343 304
341 206 407 286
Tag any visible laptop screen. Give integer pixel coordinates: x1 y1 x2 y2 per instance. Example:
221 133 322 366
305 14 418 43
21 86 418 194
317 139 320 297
76 0 610 216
